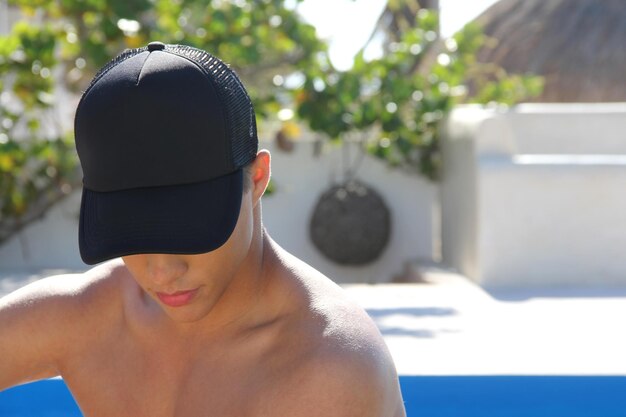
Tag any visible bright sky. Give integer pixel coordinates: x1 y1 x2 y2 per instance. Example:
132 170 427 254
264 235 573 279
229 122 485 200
297 0 500 70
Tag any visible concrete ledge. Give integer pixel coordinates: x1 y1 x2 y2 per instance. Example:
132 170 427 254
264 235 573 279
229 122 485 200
343 266 626 376
442 104 626 287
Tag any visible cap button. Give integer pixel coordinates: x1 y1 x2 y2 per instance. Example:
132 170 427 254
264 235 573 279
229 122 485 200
147 41 166 52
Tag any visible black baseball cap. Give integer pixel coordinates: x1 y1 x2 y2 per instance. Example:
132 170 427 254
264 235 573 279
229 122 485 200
74 42 258 265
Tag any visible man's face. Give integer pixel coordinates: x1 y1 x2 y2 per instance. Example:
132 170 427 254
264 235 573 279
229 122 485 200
122 188 255 324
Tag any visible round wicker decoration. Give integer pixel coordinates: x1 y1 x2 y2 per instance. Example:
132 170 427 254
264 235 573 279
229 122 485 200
309 180 391 265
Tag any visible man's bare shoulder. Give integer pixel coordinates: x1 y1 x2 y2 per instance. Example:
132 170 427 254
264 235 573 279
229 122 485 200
268 245 406 417
271 243 385 349
1 259 126 313
3 260 132 349
0 260 129 388
289 344 406 417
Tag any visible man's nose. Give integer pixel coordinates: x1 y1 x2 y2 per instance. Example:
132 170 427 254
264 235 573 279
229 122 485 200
145 254 188 286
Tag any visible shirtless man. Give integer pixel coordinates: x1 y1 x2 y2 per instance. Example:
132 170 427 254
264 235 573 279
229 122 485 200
0 42 405 416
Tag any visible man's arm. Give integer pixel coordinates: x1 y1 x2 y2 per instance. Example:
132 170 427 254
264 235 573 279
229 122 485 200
0 274 89 390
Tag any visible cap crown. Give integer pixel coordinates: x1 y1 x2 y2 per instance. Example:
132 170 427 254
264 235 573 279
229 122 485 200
75 44 258 192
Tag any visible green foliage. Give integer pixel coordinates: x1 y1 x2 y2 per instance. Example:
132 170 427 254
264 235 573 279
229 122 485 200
0 20 78 226
0 0 543 240
0 0 325 238
294 10 544 180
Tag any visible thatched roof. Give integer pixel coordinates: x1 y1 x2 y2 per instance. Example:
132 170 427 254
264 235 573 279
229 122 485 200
475 0 626 102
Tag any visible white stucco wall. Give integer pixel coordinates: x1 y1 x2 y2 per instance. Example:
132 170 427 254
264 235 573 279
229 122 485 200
441 103 626 288
0 137 440 283
262 138 439 283
0 2 22 36
0 1 8 35
0 191 84 271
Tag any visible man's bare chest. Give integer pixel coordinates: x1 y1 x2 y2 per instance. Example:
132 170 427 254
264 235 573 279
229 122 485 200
59 332 294 417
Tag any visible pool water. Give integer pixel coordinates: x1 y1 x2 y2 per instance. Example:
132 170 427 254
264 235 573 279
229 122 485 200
2 376 626 416
401 376 626 417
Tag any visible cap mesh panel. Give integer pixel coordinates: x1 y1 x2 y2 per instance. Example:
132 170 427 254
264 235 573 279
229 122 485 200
165 44 258 169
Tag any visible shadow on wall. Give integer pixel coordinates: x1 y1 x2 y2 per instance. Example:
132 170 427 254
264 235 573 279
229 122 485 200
365 306 459 338
485 286 626 302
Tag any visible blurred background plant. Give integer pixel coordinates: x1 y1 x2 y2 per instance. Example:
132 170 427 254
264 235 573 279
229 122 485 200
0 0 542 244
0 0 325 243
295 1 543 180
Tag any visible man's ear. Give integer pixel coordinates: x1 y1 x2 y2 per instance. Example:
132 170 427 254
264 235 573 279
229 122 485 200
251 149 271 205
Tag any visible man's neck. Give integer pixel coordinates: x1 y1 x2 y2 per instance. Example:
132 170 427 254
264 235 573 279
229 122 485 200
158 225 279 342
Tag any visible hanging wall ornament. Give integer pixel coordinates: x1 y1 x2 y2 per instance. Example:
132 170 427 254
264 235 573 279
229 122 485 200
309 180 391 265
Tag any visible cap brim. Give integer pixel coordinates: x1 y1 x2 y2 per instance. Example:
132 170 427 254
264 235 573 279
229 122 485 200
79 170 243 265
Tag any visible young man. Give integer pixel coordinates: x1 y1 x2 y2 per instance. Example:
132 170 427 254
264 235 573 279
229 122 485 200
0 42 406 416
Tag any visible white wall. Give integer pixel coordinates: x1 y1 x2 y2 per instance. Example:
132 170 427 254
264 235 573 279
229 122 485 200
0 2 22 36
6 102 626 288
262 138 439 283
0 137 440 283
0 1 7 35
441 103 626 288
0 191 85 271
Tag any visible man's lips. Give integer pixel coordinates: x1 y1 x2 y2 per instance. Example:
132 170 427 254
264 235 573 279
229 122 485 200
156 289 198 307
